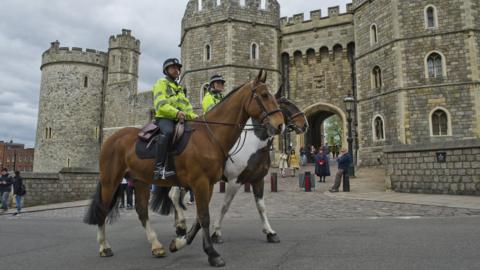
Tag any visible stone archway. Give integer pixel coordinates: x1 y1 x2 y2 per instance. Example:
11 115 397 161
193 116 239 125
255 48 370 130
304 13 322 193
295 102 348 153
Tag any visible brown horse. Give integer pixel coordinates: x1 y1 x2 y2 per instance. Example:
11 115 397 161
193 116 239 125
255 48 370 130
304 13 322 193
83 70 284 267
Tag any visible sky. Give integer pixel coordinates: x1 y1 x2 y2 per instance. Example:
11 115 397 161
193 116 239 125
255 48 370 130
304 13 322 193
0 0 350 147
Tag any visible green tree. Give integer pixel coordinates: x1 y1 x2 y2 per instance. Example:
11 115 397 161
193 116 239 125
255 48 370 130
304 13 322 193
324 115 343 146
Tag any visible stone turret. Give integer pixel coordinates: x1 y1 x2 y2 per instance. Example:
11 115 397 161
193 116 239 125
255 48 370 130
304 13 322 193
102 29 141 139
180 0 281 110
34 42 108 172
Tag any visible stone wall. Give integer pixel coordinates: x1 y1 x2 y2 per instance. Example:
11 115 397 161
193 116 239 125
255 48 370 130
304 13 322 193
385 139 480 195
22 168 98 207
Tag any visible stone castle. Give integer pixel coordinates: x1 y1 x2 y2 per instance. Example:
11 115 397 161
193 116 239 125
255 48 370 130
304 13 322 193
34 0 480 195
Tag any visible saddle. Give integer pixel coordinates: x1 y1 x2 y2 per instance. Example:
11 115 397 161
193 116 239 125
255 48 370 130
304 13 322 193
135 121 195 160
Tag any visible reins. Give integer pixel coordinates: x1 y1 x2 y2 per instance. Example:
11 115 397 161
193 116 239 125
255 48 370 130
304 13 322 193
200 82 282 163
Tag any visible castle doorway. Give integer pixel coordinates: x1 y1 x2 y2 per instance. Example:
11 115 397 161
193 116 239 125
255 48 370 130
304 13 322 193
296 102 347 154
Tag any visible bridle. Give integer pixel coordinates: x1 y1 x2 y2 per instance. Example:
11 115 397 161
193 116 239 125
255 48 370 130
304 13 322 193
202 82 283 163
278 98 307 132
247 83 283 125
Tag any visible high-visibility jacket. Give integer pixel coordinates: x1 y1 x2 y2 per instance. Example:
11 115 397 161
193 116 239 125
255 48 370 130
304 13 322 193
202 91 224 113
152 78 198 120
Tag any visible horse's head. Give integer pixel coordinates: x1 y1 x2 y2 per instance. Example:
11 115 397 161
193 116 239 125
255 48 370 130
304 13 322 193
245 70 285 136
275 87 309 134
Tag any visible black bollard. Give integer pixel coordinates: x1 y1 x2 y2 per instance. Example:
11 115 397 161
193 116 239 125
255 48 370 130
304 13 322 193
219 181 225 193
298 173 305 188
270 173 278 192
343 173 350 192
304 171 312 192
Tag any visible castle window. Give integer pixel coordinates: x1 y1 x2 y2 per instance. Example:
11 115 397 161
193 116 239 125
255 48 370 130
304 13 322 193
66 158 71 168
84 76 88 88
333 44 343 60
373 115 385 141
293 51 302 67
260 0 266 10
430 107 451 136
205 44 211 61
426 52 446 78
240 0 245 7
306 49 316 65
45 127 53 139
251 43 259 60
198 0 203 11
425 5 438 29
216 0 221 7
320 46 329 62
371 66 382 90
94 126 99 140
370 24 378 45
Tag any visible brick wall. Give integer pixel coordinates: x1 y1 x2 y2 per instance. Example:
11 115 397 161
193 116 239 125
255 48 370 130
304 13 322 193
385 139 480 195
21 168 98 207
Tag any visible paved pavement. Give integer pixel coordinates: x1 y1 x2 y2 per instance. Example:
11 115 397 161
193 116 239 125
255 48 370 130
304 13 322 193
1 162 479 269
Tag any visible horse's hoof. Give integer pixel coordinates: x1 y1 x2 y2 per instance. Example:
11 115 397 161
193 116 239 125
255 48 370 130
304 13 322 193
99 248 114 257
211 232 224 244
152 247 166 258
169 240 178 253
267 233 280 243
208 256 226 267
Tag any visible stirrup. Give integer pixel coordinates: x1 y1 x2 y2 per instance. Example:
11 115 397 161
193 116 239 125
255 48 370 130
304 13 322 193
154 166 175 180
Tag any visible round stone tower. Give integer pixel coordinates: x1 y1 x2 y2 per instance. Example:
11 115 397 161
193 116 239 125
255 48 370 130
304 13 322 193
102 29 141 139
180 0 281 110
34 41 108 172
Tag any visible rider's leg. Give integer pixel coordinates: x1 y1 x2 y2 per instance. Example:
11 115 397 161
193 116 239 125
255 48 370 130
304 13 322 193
154 118 175 180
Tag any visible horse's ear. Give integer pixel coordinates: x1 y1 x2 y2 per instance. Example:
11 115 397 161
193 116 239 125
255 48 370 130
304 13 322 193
275 85 283 99
255 69 267 84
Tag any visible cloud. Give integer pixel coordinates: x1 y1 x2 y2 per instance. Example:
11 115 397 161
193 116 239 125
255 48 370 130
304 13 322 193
0 0 350 147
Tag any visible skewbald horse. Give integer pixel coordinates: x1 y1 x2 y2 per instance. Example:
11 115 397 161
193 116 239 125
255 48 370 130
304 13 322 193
83 70 285 267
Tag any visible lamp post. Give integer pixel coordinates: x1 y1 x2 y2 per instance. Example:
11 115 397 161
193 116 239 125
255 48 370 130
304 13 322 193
343 95 355 178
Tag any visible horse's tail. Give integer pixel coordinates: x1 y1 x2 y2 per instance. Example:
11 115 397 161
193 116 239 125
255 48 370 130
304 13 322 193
150 186 178 216
83 182 121 225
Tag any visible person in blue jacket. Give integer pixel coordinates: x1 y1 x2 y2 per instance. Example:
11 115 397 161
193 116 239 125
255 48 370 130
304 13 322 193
329 149 352 192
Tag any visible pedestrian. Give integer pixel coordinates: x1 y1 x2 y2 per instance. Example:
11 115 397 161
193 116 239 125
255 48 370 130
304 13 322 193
300 146 308 166
0 168 13 212
335 144 340 159
315 149 330 183
331 144 338 159
278 152 288 178
329 149 352 192
309 145 316 163
12 171 26 215
119 175 128 208
288 149 300 177
126 177 135 209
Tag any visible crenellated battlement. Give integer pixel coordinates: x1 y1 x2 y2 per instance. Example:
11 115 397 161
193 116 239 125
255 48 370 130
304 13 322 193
108 29 141 53
352 0 368 9
184 0 279 13
41 40 108 69
181 0 280 39
280 4 353 28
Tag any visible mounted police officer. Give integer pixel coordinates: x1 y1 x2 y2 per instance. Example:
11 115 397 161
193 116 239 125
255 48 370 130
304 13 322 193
152 58 198 180
202 74 226 113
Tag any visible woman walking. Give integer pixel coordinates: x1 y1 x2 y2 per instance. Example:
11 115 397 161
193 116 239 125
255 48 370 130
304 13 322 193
288 150 300 176
279 152 289 177
315 149 330 183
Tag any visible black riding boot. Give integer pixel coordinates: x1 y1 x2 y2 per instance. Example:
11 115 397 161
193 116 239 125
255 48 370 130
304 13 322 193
153 133 175 180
